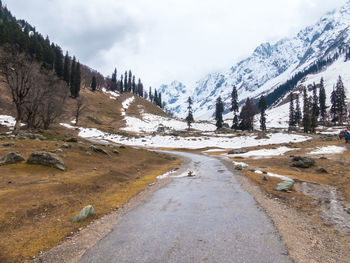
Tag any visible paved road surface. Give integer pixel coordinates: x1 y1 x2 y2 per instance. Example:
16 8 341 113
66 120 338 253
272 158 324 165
80 152 291 263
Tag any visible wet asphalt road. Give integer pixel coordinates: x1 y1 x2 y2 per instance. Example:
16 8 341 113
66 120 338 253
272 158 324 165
80 152 292 263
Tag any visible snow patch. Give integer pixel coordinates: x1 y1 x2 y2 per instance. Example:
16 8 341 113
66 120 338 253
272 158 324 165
230 146 297 158
308 146 346 155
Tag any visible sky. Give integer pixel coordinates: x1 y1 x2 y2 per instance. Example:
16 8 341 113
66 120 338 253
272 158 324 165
4 0 347 89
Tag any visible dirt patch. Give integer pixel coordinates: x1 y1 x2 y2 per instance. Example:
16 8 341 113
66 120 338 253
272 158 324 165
0 137 181 263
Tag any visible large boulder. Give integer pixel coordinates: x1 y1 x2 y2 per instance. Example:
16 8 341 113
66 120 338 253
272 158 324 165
27 151 65 171
291 156 315 168
0 152 24 165
72 205 96 223
228 148 248 155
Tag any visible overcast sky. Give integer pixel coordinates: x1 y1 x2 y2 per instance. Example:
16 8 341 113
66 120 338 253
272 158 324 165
4 0 347 89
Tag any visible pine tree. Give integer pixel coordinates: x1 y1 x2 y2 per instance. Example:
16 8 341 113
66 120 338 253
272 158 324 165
54 45 64 78
127 70 132 92
137 78 143 97
319 77 327 124
295 93 302 126
63 51 70 86
132 76 136 94
239 98 255 131
231 85 239 130
154 89 158 106
215 96 224 129
149 86 153 102
289 93 295 128
70 56 76 97
91 76 97 91
120 74 124 92
186 97 194 130
336 76 346 125
158 93 162 107
311 84 319 132
258 95 267 131
302 88 311 133
111 68 117 91
124 71 127 93
73 62 81 98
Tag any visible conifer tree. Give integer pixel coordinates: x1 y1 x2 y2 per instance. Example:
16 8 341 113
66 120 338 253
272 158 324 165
73 62 81 98
132 76 136 94
319 77 327 124
54 45 64 78
124 71 127 93
215 96 224 129
289 93 295 128
127 70 132 92
63 51 70 86
154 89 158 106
70 56 76 97
295 93 302 126
149 86 153 102
231 85 239 130
120 74 124 92
258 95 267 131
111 68 117 91
311 84 319 132
158 93 162 107
302 88 311 133
336 76 346 125
239 98 255 131
91 76 97 92
186 97 194 130
137 78 143 97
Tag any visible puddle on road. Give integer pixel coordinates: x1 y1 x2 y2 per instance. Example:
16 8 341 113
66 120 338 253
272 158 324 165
295 182 350 232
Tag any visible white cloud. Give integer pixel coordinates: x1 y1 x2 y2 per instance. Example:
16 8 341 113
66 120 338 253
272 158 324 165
4 0 347 89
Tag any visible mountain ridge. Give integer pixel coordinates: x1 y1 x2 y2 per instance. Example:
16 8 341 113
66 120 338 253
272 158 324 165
161 1 350 120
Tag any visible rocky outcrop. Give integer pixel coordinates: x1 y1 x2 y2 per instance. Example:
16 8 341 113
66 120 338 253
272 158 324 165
0 152 24 165
72 205 96 223
90 145 108 155
27 151 65 171
291 156 315 168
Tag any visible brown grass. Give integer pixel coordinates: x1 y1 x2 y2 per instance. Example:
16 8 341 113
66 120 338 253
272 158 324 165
0 138 181 263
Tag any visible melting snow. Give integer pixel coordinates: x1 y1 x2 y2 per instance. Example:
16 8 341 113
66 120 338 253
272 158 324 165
308 146 346 155
0 115 16 129
121 97 135 116
228 146 297 158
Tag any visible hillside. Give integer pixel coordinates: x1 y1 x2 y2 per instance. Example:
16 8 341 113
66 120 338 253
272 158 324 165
161 1 350 120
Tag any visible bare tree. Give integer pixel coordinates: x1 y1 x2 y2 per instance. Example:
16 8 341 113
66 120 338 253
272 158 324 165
75 97 86 126
0 46 38 133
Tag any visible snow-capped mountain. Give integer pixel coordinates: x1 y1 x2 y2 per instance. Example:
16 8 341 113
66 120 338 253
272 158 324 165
162 1 350 120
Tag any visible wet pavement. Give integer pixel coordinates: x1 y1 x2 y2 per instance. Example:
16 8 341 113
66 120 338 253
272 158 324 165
79 152 292 263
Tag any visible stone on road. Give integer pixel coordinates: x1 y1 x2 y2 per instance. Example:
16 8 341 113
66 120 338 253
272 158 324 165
80 152 291 263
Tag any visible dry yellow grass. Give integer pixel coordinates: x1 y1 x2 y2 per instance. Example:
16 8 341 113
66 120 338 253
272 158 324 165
0 138 181 263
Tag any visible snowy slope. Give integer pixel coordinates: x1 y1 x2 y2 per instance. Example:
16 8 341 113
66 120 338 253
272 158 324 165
161 1 350 120
261 54 350 129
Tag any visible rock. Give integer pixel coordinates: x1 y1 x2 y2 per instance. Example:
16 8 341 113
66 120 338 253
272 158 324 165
50 149 63 154
61 144 71 149
112 150 120 154
263 176 268 181
120 145 126 149
1 142 14 147
291 156 315 168
187 171 195 177
0 152 24 165
316 168 328 174
228 148 247 155
72 205 96 223
274 180 295 191
27 151 66 171
235 165 243 170
66 137 78 143
90 145 108 155
319 156 327 160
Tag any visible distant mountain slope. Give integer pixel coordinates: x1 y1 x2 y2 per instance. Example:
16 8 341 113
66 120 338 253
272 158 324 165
162 1 350 120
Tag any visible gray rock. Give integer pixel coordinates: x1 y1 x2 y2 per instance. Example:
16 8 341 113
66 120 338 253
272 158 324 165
291 156 315 168
0 152 24 165
315 168 328 174
112 150 120 154
27 151 66 171
66 137 78 143
228 148 247 155
274 180 295 191
1 142 14 147
50 149 64 154
255 132 270 140
90 145 108 155
61 144 71 149
235 165 243 170
72 205 96 223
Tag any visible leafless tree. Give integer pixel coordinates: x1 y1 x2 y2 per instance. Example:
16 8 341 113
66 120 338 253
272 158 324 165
0 46 38 133
74 97 86 126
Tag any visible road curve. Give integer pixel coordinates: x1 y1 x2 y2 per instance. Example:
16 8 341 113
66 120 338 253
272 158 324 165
79 151 291 263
